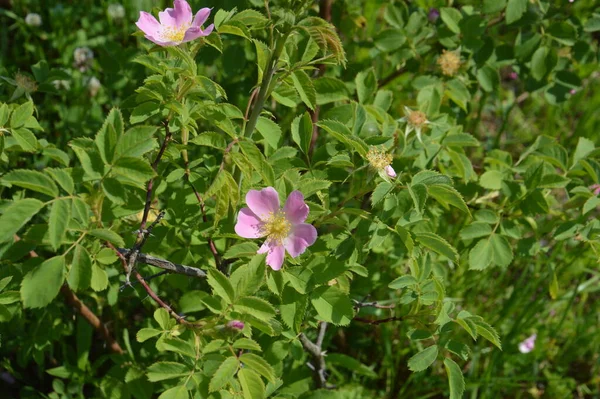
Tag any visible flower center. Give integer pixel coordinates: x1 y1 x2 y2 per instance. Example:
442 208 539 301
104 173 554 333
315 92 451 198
262 212 291 244
366 148 393 170
161 25 188 43
408 110 427 127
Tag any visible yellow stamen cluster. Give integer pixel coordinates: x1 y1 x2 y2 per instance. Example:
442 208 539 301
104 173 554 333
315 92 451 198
366 148 393 170
161 25 188 42
408 110 428 128
438 50 461 76
261 211 291 244
15 73 37 93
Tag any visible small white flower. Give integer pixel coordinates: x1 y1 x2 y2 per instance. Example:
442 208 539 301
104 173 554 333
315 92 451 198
88 77 101 97
518 334 536 354
74 47 94 72
107 4 126 19
25 13 42 27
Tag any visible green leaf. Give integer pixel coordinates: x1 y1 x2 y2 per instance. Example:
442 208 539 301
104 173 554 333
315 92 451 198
572 137 595 168
479 170 503 190
442 133 480 147
460 222 493 240
444 358 465 399
239 140 275 186
291 112 313 155
477 66 499 92
291 70 316 110
505 0 527 24
314 77 349 104
147 362 190 382
483 0 506 14
372 181 394 207
95 121 119 165
240 353 276 383
297 178 331 198
408 345 438 372
356 68 377 104
21 256 65 308
317 120 368 157
11 128 38 152
469 234 513 270
584 16 600 32
209 356 239 392
416 232 458 262
412 170 453 186
113 157 155 187
137 328 162 342
48 199 71 250
130 101 160 124
255 117 282 150
445 79 470 111
45 168 74 194
9 101 34 128
310 285 353 326
67 245 92 292
0 291 19 305
327 353 377 378
531 47 549 81
235 296 276 321
408 183 428 214
102 177 127 205
238 368 265 399
0 198 44 242
374 29 406 52
88 229 125 247
472 318 502 349
116 126 158 159
223 242 259 259
232 338 262 351
190 131 227 149
583 196 600 215
389 275 418 290
2 169 59 197
428 184 470 215
157 385 189 399
90 263 108 292
440 8 462 34
208 269 235 304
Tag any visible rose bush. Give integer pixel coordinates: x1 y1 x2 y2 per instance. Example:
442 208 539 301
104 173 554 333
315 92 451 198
1 0 599 398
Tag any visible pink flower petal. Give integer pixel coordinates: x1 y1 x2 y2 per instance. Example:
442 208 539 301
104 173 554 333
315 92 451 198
191 7 211 27
246 187 280 220
136 12 161 37
172 0 193 26
284 223 317 258
283 190 309 224
202 24 214 36
234 208 265 238
385 165 396 178
158 8 177 27
258 241 285 270
182 26 213 42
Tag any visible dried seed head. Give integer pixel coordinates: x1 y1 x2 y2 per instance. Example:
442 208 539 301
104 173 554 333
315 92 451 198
15 73 38 93
438 50 461 77
407 110 428 128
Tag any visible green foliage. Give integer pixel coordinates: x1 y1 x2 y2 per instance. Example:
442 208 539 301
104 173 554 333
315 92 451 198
1 0 599 398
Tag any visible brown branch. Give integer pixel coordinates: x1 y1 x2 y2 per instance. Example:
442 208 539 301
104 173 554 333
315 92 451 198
353 316 403 325
61 286 124 354
117 248 207 278
300 322 335 389
378 67 407 89
108 242 195 327
353 299 395 309
14 235 123 355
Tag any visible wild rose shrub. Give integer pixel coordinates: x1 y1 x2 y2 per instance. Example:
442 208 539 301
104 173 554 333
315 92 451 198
1 0 600 398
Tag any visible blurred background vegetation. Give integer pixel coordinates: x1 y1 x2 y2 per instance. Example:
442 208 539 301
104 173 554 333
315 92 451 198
1 0 599 398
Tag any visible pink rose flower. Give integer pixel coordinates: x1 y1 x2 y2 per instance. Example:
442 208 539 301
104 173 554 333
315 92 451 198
235 187 318 271
518 334 536 353
591 184 600 196
135 0 213 47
